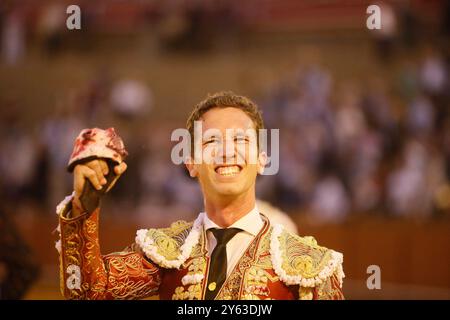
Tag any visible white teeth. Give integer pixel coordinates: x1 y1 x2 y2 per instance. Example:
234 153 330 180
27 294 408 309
216 166 240 176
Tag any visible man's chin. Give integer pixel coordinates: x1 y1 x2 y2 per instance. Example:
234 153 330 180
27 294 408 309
213 185 244 197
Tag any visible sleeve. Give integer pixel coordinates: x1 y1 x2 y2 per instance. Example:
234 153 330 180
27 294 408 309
312 272 345 300
55 195 162 300
298 271 344 300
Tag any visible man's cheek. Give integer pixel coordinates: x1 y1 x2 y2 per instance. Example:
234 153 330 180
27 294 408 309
246 165 258 177
234 144 245 165
202 145 216 165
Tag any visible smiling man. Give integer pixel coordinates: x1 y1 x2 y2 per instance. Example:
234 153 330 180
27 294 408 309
55 91 345 300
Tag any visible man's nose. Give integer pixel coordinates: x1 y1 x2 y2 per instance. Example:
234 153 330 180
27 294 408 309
216 139 235 163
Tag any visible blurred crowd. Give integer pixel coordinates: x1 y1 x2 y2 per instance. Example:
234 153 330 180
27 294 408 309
1 0 449 224
0 67 203 220
257 44 450 222
1 44 449 223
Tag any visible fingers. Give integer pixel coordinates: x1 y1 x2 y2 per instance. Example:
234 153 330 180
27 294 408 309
74 164 103 193
99 160 109 175
114 162 127 175
86 160 107 186
104 162 127 192
73 160 127 198
84 166 103 190
74 165 87 197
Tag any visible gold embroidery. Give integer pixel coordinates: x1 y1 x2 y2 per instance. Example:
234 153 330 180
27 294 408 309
187 257 207 273
299 287 313 300
172 283 202 300
145 220 194 262
60 219 84 299
147 229 180 260
243 266 281 300
172 254 207 300
102 253 160 299
188 284 202 300
172 286 185 300
278 231 334 279
59 209 161 300
315 273 345 300
216 216 271 300
242 293 261 300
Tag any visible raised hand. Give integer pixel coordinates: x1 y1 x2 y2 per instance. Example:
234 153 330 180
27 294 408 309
71 159 127 217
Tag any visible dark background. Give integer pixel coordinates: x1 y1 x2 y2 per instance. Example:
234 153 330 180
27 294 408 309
0 0 449 299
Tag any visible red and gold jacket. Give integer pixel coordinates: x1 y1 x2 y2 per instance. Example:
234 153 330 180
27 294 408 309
55 195 345 300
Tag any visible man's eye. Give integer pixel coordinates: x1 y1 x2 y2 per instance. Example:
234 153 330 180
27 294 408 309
235 137 248 143
204 138 218 145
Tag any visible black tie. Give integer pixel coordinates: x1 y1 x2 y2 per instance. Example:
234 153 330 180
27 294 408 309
205 228 241 300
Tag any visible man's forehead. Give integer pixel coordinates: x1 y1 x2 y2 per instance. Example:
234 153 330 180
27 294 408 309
200 107 255 130
202 128 256 138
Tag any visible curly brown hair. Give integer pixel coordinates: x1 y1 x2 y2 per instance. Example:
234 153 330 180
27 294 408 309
186 91 264 153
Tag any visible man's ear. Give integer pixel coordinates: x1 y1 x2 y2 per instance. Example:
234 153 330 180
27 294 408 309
185 156 198 178
257 151 267 175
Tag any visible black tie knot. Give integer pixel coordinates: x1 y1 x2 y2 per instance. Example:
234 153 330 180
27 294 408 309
210 228 241 246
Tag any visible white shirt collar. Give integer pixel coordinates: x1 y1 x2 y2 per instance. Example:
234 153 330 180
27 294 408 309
203 205 263 237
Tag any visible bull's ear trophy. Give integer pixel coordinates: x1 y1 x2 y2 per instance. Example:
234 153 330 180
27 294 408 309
67 128 128 213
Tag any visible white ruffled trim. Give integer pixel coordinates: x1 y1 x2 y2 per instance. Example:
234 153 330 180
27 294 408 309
335 258 345 288
56 192 75 216
270 224 344 288
55 239 62 254
54 193 75 254
135 212 204 269
181 273 204 286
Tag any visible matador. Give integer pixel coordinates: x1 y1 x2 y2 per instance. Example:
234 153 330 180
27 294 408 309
55 92 345 300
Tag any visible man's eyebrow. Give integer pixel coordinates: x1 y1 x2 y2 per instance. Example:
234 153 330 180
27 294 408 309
233 130 255 137
203 133 220 140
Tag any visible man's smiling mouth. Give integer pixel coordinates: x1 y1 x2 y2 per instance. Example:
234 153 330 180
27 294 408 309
214 165 242 176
